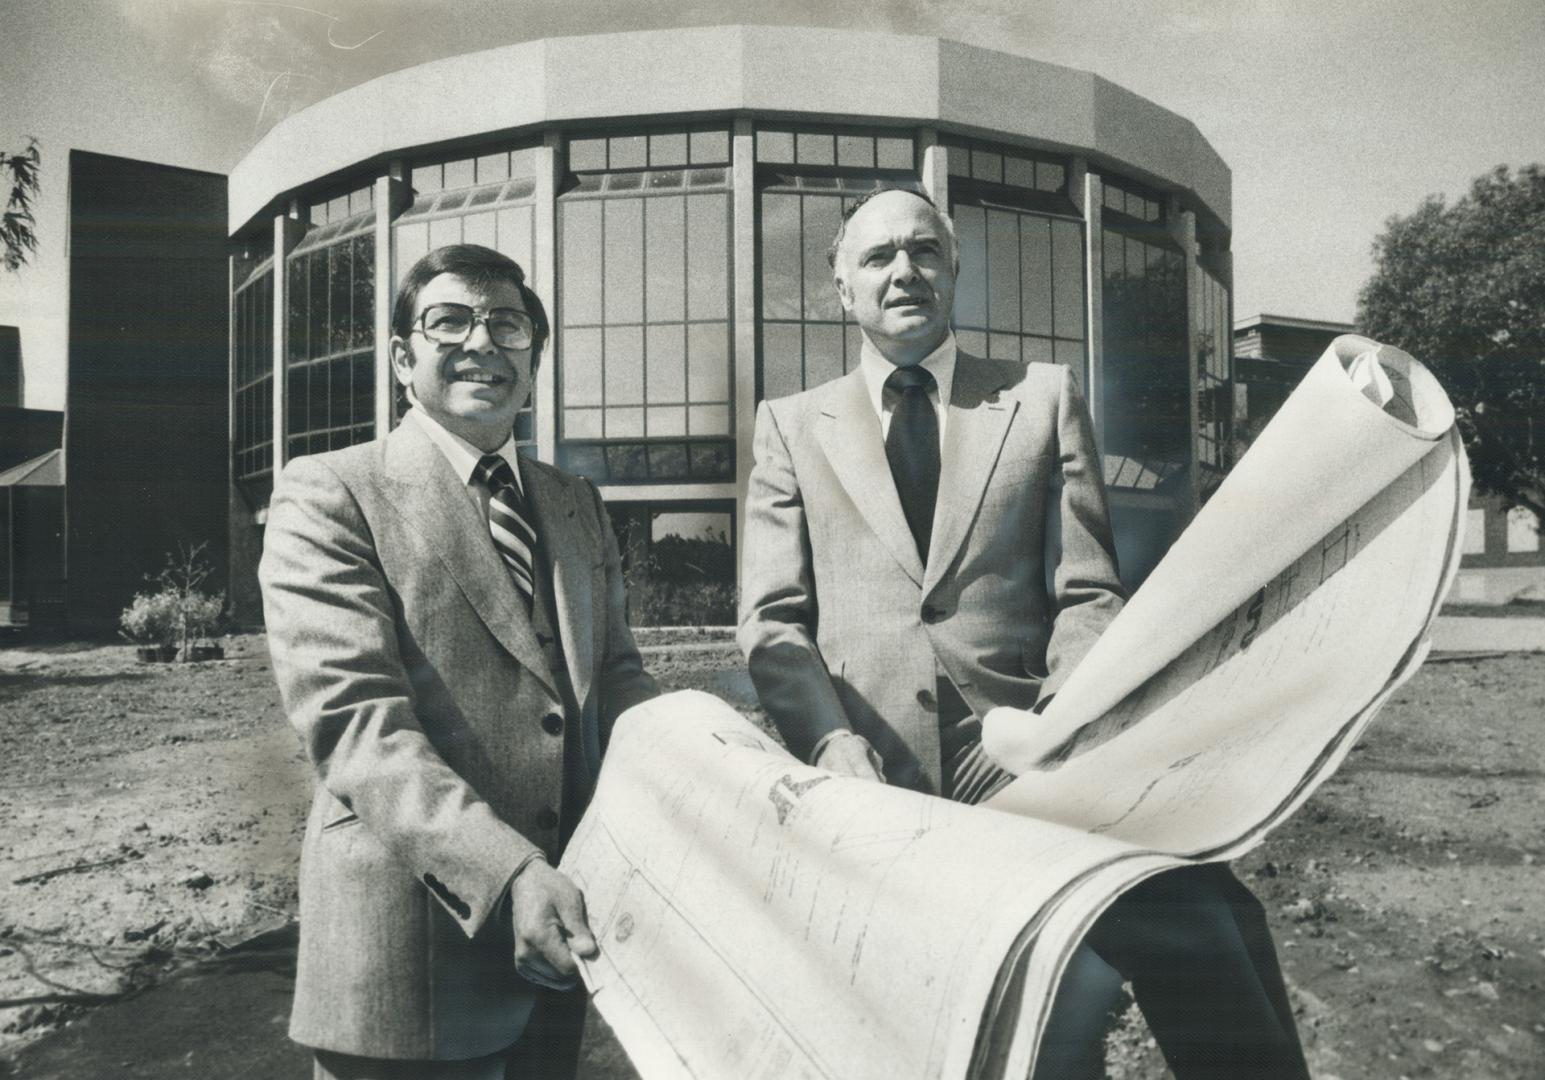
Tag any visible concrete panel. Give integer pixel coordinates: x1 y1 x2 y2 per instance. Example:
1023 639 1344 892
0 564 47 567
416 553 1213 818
937 40 1097 153
231 26 1232 238
231 40 550 232
1089 78 1231 228
738 25 940 119
542 26 747 121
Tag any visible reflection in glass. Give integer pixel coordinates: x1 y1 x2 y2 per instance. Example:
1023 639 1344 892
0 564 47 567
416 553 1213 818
557 162 732 472
1101 224 1188 486
952 198 1084 376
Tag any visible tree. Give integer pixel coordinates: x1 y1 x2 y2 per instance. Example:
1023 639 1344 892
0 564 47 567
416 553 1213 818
1357 164 1545 523
1 136 41 272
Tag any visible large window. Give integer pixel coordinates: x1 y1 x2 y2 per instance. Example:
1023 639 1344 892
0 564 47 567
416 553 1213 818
394 148 541 444
1195 255 1232 482
396 148 540 276
1099 176 1188 492
757 126 916 400
286 185 376 460
556 129 733 484
232 248 274 501
947 141 1086 383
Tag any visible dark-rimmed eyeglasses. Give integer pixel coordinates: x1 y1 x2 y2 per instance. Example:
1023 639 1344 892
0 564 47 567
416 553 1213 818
413 303 535 350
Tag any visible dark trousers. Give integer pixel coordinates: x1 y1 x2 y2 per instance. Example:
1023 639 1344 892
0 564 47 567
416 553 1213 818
312 988 587 1080
1033 864 1309 1080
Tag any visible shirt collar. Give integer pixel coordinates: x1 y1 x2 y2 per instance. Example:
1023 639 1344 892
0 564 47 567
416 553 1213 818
403 403 523 494
859 331 957 419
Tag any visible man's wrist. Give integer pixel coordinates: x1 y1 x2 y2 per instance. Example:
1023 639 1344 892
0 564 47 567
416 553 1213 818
809 728 857 764
504 851 549 901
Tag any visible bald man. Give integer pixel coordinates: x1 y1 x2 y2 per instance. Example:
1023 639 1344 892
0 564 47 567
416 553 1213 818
738 187 1308 1079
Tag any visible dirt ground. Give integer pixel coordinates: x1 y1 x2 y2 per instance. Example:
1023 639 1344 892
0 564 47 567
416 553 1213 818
0 632 1541 1078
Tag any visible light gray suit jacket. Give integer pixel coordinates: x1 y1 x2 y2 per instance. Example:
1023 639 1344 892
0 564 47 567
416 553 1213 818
259 412 656 1060
738 354 1125 794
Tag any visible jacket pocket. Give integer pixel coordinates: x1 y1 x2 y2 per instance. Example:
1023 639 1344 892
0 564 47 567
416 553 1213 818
322 811 361 832
1021 638 1049 680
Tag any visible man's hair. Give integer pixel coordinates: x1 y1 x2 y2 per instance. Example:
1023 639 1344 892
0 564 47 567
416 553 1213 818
826 186 959 271
391 244 551 366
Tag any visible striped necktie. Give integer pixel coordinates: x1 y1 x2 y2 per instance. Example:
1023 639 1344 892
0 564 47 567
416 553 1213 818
473 454 538 611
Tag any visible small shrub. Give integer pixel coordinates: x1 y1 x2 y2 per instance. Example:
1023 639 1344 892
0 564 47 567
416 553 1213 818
119 590 181 646
119 542 227 660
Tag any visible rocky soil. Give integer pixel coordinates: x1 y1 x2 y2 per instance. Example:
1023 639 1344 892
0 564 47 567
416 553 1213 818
0 634 1541 1078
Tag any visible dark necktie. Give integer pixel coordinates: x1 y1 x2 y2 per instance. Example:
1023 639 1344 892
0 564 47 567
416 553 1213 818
473 454 538 612
884 364 940 561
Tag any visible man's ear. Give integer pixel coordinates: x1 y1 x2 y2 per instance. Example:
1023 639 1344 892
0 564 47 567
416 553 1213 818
388 336 415 386
833 273 855 316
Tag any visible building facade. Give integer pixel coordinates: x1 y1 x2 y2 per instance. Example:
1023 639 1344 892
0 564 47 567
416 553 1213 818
68 150 229 627
226 26 1237 621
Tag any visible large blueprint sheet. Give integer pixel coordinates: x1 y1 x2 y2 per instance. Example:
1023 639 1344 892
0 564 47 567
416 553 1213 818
983 336 1469 860
562 336 1470 1079
561 692 1179 1080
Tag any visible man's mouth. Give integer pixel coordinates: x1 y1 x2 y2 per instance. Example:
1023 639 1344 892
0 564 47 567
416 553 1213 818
453 370 507 385
885 296 928 310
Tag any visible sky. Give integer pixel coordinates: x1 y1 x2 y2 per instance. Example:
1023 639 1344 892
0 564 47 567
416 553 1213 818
2 0 1542 410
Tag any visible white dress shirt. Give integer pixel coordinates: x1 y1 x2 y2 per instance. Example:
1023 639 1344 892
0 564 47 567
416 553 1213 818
858 331 957 445
402 405 525 520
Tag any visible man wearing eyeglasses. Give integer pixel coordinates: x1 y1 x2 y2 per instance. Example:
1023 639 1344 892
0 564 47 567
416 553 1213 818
260 244 658 1079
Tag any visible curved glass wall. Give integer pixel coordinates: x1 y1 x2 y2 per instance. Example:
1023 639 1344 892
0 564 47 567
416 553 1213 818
1098 176 1188 493
947 140 1086 386
286 185 375 460
232 249 274 501
756 127 916 400
232 120 1230 528
556 128 734 484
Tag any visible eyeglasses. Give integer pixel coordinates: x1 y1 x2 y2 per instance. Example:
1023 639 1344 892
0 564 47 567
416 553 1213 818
413 303 535 350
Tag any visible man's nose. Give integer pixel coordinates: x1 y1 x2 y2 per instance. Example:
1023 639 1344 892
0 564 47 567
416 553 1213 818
462 319 497 354
891 251 919 284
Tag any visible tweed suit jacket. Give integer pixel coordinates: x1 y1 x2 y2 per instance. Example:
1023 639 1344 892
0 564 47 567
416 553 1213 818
259 410 657 1061
738 353 1125 794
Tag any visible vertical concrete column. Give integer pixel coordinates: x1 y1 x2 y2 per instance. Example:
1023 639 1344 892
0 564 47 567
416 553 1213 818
226 255 238 486
534 133 561 464
271 203 307 474
1218 248 1244 431
731 117 758 593
1082 168 1105 451
374 164 413 436
1178 207 1201 517
919 128 948 207
1066 157 1090 394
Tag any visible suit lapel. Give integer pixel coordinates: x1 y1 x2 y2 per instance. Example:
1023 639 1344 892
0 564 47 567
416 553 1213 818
924 354 1018 593
816 369 925 585
383 418 557 699
520 458 596 709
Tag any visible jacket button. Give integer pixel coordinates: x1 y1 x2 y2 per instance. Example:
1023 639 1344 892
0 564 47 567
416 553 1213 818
536 807 559 830
916 688 937 711
922 605 946 624
541 711 564 736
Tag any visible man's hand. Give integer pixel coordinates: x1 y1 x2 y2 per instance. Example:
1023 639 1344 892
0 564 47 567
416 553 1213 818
815 730 886 783
509 859 598 990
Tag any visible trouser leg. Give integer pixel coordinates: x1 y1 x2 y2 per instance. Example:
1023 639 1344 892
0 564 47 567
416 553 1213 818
1029 943 1127 1080
310 990 587 1080
504 986 588 1080
313 1049 508 1080
1085 864 1309 1080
